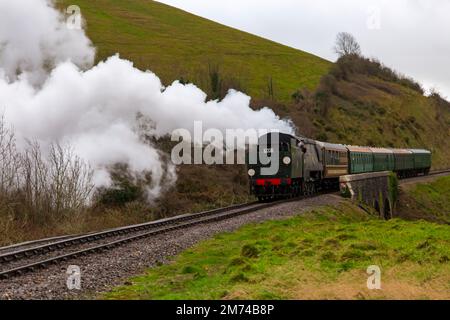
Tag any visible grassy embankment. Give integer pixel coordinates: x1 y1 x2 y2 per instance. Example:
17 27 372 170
397 175 450 224
105 177 450 300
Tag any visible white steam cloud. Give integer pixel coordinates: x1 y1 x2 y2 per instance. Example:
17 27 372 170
0 0 95 84
0 0 294 198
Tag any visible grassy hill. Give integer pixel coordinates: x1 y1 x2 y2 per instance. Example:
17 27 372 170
59 0 330 102
284 56 450 168
58 0 449 168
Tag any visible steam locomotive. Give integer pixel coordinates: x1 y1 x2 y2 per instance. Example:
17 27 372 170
246 132 431 201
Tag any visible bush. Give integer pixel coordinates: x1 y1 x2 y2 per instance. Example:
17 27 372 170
429 89 450 109
206 64 246 100
340 185 351 198
291 90 304 103
0 118 94 223
97 183 143 206
332 55 424 94
95 164 147 206
388 172 399 208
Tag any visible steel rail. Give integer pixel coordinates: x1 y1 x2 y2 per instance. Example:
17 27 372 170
0 201 260 265
0 198 301 279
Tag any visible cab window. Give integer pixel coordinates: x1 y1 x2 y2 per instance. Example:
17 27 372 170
280 142 290 152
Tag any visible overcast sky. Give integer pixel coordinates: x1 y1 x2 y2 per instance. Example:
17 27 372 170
157 0 450 99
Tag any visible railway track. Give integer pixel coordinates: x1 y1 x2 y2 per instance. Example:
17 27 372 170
0 169 448 280
401 168 450 181
0 198 303 279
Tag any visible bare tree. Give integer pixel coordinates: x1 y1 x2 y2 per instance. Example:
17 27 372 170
1 116 94 221
334 32 361 57
0 118 21 197
47 143 94 214
22 141 94 218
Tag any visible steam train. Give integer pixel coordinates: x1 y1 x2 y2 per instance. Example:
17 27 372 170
246 132 431 201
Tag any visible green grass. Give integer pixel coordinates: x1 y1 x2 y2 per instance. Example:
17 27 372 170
105 202 450 300
58 0 330 102
410 176 450 217
397 175 450 223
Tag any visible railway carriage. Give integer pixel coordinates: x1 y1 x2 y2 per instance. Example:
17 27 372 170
317 142 349 178
410 149 431 175
316 141 348 189
370 148 395 172
391 149 415 177
347 146 374 174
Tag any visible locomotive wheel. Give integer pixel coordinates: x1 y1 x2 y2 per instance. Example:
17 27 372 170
303 182 317 196
303 183 310 196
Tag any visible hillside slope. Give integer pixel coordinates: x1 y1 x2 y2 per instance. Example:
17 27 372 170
284 56 450 168
59 0 330 102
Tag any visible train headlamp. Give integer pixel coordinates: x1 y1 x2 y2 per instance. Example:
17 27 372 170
248 169 256 177
283 157 291 165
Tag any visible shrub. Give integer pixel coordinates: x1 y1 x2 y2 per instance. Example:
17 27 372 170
97 183 143 206
332 55 424 94
388 172 399 208
340 185 352 198
95 164 147 206
0 119 94 222
291 90 304 103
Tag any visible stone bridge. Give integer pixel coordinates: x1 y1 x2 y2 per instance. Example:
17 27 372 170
339 171 398 220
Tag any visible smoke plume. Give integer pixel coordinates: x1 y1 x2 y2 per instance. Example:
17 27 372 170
0 0 294 199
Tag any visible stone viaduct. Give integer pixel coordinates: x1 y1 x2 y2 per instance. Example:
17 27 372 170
339 171 398 220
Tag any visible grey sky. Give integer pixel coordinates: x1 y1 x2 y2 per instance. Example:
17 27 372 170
157 0 450 99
